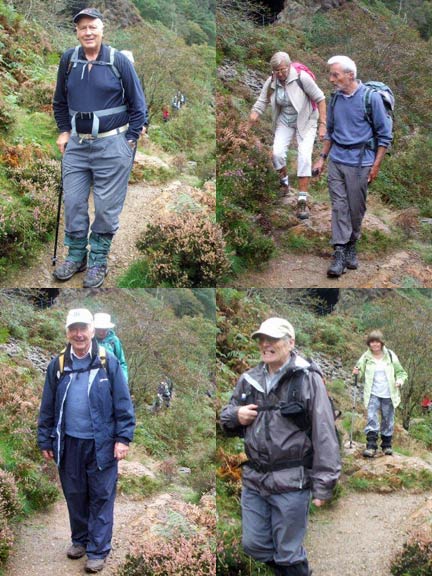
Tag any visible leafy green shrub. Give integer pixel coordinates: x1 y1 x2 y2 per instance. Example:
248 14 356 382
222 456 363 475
0 156 59 270
0 512 14 563
118 474 162 498
0 93 14 132
18 79 55 112
391 539 432 576
13 456 58 511
136 212 231 287
409 418 432 447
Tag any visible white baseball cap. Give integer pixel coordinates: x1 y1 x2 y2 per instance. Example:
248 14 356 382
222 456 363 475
251 317 295 340
65 308 94 328
94 313 115 329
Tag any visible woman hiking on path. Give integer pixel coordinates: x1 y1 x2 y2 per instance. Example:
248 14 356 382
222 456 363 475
248 51 326 220
353 330 407 458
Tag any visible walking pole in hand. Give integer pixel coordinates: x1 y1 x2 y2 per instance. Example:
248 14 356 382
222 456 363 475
52 160 63 266
349 373 358 449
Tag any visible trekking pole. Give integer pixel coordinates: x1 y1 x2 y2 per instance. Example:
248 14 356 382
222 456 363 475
349 373 358 448
52 160 63 266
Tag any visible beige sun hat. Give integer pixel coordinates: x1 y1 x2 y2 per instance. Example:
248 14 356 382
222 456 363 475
251 317 295 340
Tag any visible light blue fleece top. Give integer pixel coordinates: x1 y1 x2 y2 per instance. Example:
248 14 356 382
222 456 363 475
64 352 94 439
326 81 393 166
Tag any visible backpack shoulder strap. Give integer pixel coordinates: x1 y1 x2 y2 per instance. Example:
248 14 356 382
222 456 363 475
295 74 305 94
327 91 340 134
99 345 107 369
56 347 67 381
363 86 374 126
108 46 121 79
67 45 81 74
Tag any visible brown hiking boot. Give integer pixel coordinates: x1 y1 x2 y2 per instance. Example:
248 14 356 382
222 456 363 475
67 543 86 559
85 558 106 573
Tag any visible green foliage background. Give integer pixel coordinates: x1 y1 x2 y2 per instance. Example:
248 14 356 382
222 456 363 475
217 0 432 273
0 0 215 281
216 288 432 574
0 288 216 569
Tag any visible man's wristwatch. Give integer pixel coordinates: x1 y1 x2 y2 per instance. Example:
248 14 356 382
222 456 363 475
319 152 328 160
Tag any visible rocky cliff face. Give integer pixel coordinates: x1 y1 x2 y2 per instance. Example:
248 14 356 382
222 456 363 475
277 0 348 26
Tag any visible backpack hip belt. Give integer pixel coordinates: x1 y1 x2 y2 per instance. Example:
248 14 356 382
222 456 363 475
69 106 128 138
77 123 129 140
242 451 313 473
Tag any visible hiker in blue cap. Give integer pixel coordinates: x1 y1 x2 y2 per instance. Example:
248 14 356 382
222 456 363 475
52 8 148 288
313 55 393 278
37 308 135 573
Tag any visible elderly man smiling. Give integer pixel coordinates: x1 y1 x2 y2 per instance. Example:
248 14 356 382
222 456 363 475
37 308 135 573
52 8 147 287
220 317 341 576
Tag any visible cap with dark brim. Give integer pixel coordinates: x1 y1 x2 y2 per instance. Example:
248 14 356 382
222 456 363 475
73 8 103 23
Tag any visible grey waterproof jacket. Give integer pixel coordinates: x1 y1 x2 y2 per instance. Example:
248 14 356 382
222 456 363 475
220 353 341 500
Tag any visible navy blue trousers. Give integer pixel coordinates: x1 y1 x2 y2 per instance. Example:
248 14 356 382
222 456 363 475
59 435 118 559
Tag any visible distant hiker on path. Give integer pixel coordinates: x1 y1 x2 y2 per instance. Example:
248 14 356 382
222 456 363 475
37 308 135 573
162 105 170 122
249 51 326 220
94 312 128 382
353 330 407 458
313 55 393 278
52 8 148 288
220 317 341 576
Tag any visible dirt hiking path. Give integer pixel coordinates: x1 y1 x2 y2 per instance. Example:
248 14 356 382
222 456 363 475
0 150 197 288
234 194 432 288
0 180 158 289
306 492 425 576
5 491 176 576
236 249 432 288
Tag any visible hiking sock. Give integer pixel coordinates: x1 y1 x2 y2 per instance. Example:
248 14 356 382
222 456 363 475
88 232 113 267
65 233 88 263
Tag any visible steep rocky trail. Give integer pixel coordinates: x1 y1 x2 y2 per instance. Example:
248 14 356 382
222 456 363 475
234 193 432 288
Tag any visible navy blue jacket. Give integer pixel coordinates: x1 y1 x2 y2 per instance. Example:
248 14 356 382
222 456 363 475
53 44 148 141
37 340 135 471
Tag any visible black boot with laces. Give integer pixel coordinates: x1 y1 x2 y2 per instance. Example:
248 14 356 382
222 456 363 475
327 245 346 278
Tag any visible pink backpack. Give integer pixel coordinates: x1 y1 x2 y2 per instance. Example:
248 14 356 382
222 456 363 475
291 62 318 110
